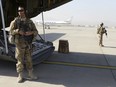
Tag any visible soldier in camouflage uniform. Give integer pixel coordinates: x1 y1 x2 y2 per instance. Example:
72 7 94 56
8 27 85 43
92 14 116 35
9 6 38 83
97 23 107 47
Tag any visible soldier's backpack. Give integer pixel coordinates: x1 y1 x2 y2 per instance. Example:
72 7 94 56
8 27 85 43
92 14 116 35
8 34 15 44
8 17 18 44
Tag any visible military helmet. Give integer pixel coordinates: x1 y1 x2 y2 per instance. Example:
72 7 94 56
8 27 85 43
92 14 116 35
100 23 104 26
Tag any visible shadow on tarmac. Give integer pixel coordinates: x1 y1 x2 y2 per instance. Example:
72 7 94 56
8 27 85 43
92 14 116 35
32 51 116 87
0 51 116 79
104 46 116 49
40 33 66 42
0 51 116 86
0 60 17 77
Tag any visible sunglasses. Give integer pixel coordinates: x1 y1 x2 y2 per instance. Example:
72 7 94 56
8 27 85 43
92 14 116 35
18 10 24 12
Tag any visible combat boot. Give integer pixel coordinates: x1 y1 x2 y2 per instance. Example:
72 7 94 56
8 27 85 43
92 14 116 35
28 70 38 80
17 72 23 83
100 44 104 47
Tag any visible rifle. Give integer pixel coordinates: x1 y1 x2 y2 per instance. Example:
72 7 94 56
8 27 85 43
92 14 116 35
104 29 108 38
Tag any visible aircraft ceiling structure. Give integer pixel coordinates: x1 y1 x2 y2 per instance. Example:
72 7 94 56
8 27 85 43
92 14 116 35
0 0 72 29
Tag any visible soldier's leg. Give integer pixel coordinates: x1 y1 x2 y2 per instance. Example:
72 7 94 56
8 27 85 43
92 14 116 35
100 34 104 46
99 35 101 46
25 48 37 80
15 47 25 83
25 47 33 70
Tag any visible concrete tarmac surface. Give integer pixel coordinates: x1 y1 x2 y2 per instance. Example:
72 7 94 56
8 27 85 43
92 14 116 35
0 25 116 87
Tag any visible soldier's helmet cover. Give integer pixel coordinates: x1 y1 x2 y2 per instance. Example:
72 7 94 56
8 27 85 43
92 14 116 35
100 23 104 26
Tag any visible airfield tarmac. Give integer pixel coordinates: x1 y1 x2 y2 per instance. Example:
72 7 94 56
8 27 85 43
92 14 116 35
0 25 116 87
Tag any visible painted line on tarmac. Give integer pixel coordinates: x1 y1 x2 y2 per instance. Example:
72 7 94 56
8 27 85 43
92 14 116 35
43 61 116 70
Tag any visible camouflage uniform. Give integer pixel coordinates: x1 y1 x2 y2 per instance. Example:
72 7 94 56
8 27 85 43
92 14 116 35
97 25 107 46
9 17 38 73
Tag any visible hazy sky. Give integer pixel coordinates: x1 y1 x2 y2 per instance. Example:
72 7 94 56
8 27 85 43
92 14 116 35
32 0 116 27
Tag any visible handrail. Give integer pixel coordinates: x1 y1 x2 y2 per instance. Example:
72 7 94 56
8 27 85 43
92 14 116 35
0 0 8 54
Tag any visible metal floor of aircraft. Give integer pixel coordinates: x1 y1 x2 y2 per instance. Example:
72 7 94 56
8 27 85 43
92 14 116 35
0 26 116 87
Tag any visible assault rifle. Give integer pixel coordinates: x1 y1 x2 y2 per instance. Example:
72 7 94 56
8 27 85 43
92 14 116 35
104 28 108 38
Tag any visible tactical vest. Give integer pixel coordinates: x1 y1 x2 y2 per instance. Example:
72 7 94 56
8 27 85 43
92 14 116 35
15 17 34 44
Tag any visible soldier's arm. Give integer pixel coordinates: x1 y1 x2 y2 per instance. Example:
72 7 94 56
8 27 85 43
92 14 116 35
9 19 19 35
31 20 38 36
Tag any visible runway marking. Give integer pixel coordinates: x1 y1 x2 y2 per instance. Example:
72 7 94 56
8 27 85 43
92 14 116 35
43 61 116 70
